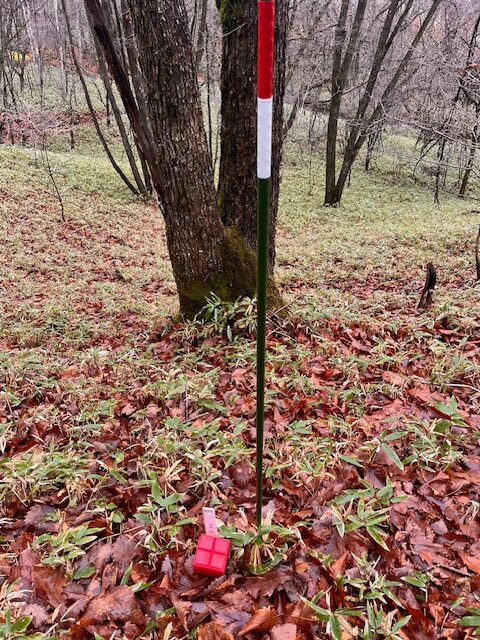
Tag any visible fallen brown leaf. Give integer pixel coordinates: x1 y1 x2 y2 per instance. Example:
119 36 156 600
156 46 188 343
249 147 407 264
172 594 192 631
198 622 234 640
79 585 145 628
32 565 66 609
240 607 280 635
243 568 293 598
24 505 59 534
288 600 317 630
271 623 298 640
382 371 406 387
460 553 480 575
206 601 250 635
330 552 350 579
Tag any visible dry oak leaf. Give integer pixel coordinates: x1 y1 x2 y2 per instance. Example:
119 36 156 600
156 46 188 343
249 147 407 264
243 568 293 598
120 402 136 417
382 371 407 387
460 553 480 575
24 505 59 534
240 607 280 635
198 622 234 640
21 603 49 628
79 585 145 628
32 565 66 609
172 594 192 631
206 601 250 635
330 552 350 579
288 600 317 630
271 623 298 640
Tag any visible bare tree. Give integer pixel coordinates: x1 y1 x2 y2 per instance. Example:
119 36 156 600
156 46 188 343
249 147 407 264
324 0 442 206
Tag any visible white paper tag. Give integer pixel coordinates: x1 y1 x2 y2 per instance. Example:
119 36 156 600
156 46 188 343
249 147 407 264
203 507 218 537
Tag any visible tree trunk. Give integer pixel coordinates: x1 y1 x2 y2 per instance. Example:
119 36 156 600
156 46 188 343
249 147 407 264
325 0 367 205
216 0 257 249
120 0 154 194
84 0 273 317
86 8 148 196
365 131 378 172
216 0 286 270
194 0 209 72
269 0 288 270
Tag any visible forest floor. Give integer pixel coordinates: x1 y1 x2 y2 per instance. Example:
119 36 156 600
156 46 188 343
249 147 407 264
1 129 480 640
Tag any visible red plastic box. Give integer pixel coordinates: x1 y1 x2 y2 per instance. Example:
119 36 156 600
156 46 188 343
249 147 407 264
193 534 230 577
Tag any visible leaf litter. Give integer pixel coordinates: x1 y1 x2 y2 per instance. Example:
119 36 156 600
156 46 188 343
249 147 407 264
1 309 479 639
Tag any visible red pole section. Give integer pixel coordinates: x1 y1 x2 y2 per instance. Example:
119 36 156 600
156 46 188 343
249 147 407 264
258 0 275 100
257 0 275 179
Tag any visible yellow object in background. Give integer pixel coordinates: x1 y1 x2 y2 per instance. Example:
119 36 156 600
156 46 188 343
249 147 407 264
10 51 31 63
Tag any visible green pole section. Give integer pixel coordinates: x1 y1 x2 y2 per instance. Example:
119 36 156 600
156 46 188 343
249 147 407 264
256 177 270 528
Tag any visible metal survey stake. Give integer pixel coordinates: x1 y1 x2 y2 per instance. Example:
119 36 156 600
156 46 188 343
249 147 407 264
256 0 275 528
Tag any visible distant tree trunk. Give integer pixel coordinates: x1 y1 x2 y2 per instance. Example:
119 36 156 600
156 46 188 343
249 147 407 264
62 0 140 195
325 0 350 206
120 0 153 194
194 0 209 72
84 0 277 317
86 8 148 196
365 129 381 172
216 0 287 270
431 12 480 204
434 141 447 205
23 0 44 105
325 0 367 205
325 0 442 205
457 16 480 200
53 0 67 99
459 112 479 198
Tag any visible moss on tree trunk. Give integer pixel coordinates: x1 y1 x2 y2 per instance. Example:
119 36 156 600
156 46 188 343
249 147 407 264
178 227 282 319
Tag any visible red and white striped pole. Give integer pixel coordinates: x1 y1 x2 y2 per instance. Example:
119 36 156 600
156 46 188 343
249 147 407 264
257 0 275 182
256 0 275 528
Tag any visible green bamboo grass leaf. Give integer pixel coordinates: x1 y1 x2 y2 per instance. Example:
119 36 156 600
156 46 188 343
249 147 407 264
328 614 342 640
11 616 32 633
367 525 389 550
73 566 96 580
382 442 404 470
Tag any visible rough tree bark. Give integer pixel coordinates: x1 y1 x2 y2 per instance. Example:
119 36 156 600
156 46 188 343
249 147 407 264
194 0 209 72
325 0 350 206
216 0 287 271
216 0 257 249
325 0 368 205
84 0 279 317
